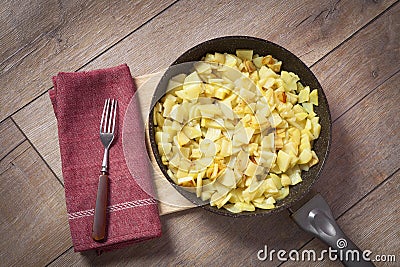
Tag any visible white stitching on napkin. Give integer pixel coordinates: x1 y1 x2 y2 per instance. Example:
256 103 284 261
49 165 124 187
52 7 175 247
68 198 157 220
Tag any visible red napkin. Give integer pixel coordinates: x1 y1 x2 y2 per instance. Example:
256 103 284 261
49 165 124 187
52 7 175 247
49 64 162 252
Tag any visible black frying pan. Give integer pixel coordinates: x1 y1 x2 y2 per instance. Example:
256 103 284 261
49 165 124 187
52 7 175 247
149 36 331 216
148 36 373 267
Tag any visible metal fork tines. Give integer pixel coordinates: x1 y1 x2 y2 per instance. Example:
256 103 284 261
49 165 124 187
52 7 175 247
92 98 117 242
100 98 117 173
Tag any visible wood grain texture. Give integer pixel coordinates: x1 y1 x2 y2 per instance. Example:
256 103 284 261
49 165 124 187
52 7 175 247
0 118 25 160
13 1 399 216
0 0 104 65
282 170 399 267
0 0 176 121
4 1 399 265
311 2 400 120
83 0 395 77
25 12 400 267
0 141 71 266
312 71 400 217
49 208 311 267
12 93 63 179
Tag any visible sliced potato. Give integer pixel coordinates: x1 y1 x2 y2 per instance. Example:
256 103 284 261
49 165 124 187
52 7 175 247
154 49 322 213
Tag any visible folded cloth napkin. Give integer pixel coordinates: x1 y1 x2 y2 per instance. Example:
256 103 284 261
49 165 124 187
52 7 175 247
49 64 162 252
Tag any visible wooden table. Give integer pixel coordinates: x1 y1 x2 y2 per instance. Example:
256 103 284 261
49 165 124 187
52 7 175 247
1 1 399 266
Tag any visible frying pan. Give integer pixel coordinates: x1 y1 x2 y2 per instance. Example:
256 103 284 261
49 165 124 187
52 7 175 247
148 36 374 267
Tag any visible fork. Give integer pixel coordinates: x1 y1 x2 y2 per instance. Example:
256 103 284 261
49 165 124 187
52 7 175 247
92 98 117 241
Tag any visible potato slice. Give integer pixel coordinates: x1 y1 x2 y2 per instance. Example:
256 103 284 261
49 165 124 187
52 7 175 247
253 202 275 210
223 203 242 213
234 202 255 212
236 49 253 61
298 148 312 164
298 86 310 103
280 174 292 186
218 168 236 188
177 176 193 186
309 89 318 105
276 186 290 200
277 150 291 172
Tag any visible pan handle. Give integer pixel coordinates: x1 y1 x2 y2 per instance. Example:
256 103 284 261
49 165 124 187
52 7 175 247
290 194 375 267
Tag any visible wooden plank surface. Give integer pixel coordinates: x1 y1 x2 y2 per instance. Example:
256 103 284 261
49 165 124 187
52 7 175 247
0 141 71 266
12 94 63 179
0 118 25 160
282 170 399 267
303 3 400 215
83 0 395 75
32 4 400 267
49 208 312 266
1 0 65 64
2 0 399 266
1 0 394 122
312 71 399 217
311 3 400 120
0 0 176 121
13 0 399 215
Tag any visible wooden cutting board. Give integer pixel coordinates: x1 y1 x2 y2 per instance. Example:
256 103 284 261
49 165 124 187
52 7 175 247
132 73 196 215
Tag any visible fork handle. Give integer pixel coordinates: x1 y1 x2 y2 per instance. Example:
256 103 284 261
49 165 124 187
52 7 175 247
92 173 108 241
